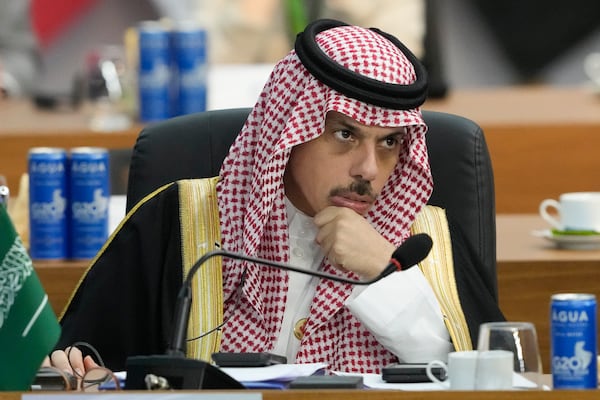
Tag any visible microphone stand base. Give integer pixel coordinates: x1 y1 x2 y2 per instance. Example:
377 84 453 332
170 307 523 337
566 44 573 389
125 355 244 390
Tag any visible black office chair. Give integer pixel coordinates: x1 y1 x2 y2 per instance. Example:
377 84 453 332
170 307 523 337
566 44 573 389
126 108 497 298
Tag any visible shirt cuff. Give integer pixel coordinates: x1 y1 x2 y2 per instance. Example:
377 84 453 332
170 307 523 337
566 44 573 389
346 267 453 362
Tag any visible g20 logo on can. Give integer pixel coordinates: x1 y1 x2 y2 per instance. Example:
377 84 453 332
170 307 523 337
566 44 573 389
553 341 594 377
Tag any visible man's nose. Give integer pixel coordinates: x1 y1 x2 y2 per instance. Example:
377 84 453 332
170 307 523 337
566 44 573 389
350 145 379 181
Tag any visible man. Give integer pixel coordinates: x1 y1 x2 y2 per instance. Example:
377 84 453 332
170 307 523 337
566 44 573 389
49 19 503 375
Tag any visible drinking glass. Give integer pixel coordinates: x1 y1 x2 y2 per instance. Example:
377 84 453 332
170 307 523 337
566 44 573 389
477 321 543 389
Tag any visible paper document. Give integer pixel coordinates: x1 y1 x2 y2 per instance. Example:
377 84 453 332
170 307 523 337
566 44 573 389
221 362 327 383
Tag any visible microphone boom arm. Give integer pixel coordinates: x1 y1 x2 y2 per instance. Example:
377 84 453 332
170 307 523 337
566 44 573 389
169 232 433 357
168 249 387 357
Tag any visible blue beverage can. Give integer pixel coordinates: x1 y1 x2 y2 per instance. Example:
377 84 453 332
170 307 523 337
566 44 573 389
172 21 207 116
551 293 598 389
138 21 172 122
69 147 110 259
28 147 68 260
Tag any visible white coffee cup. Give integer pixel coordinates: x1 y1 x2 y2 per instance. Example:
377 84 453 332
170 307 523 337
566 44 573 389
539 192 600 232
426 350 513 390
474 350 513 390
426 350 478 390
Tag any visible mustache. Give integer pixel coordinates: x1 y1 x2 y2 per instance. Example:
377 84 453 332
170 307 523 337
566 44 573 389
329 179 375 199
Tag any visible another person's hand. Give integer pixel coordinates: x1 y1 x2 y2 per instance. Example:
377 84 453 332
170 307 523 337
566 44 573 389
314 206 396 279
41 347 101 376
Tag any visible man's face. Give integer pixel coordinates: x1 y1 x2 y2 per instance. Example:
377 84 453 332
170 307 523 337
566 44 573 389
284 111 407 217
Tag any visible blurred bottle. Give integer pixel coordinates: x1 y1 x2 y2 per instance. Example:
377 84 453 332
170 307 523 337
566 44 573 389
137 21 172 122
83 45 134 131
584 52 600 93
172 21 207 116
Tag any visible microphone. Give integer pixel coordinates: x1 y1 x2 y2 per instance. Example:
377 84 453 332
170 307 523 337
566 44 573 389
379 232 434 278
125 233 433 390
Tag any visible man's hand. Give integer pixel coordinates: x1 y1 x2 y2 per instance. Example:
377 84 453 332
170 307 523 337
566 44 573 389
314 206 396 279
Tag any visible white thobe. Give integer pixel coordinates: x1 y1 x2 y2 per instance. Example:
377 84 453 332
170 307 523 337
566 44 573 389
273 198 453 363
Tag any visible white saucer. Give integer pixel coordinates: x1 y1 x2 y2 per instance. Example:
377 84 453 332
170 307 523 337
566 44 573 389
531 230 600 250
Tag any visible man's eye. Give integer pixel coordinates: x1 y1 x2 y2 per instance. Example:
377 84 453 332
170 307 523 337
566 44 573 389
333 129 353 141
383 136 400 149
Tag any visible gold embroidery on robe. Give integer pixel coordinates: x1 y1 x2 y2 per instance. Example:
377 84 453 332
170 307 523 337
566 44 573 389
179 178 223 361
411 205 472 351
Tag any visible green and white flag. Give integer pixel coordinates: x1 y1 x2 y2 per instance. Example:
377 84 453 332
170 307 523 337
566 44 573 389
0 206 60 390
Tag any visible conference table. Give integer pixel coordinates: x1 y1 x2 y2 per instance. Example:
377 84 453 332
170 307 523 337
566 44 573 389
496 214 600 373
1 389 599 399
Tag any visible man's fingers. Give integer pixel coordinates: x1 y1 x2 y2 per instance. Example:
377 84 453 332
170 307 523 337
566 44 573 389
313 206 341 227
315 222 334 249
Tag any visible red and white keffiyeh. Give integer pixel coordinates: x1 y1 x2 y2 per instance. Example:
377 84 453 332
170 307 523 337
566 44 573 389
215 24 432 373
